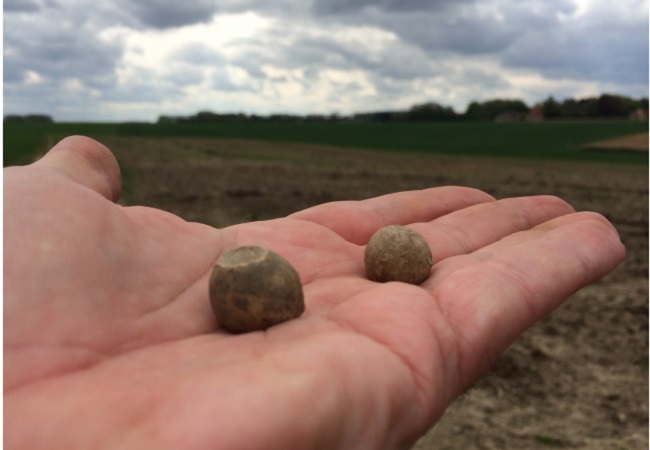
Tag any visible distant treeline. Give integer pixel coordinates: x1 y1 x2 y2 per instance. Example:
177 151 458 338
4 114 54 123
4 94 648 125
158 94 648 124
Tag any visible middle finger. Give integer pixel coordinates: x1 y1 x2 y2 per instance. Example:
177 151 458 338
408 195 575 263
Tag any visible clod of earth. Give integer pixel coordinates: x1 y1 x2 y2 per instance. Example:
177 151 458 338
364 225 433 285
209 245 305 333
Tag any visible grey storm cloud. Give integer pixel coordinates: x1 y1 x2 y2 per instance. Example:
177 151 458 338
123 0 219 28
309 0 647 87
4 14 123 88
311 0 468 15
503 11 649 86
373 12 521 55
4 0 41 12
223 25 440 88
3 0 63 12
309 0 579 55
285 34 439 80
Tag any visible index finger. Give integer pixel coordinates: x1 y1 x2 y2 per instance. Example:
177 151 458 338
290 186 495 245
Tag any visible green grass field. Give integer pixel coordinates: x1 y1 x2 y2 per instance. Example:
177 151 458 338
3 122 119 166
4 120 647 167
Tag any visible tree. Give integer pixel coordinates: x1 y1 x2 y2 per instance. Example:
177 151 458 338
464 99 529 121
4 115 26 123
4 114 53 123
597 94 628 117
407 102 457 121
25 114 54 123
541 96 562 119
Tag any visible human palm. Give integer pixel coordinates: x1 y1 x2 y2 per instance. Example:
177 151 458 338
4 137 625 449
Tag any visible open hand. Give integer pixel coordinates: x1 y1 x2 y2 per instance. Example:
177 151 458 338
4 136 625 449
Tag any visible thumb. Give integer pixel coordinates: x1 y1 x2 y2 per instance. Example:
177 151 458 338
34 135 122 202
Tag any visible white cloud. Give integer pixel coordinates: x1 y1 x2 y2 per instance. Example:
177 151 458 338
24 70 45 85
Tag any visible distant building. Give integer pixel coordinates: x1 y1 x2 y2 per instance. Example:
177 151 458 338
629 108 648 121
526 106 545 122
494 111 524 123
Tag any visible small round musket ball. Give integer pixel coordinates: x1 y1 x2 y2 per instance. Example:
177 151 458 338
209 246 305 333
364 225 433 285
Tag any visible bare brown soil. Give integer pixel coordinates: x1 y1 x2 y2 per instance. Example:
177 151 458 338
104 136 648 450
581 132 649 153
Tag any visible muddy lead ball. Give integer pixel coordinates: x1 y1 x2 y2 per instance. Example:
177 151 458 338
209 246 305 333
364 225 433 285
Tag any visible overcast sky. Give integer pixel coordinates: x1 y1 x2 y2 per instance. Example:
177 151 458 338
4 0 649 121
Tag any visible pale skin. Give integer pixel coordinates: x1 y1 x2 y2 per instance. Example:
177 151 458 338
4 136 625 450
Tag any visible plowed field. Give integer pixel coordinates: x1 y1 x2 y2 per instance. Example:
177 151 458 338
106 136 648 450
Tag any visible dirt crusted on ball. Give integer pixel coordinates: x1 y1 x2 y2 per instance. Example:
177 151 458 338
209 246 305 333
364 225 433 285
